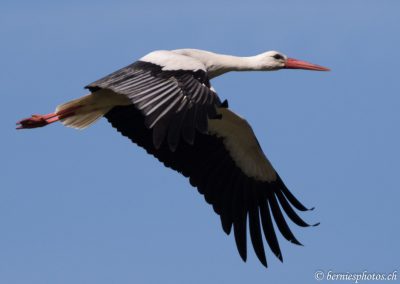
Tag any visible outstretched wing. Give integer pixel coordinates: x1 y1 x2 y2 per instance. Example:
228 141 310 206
86 52 221 151
104 104 317 268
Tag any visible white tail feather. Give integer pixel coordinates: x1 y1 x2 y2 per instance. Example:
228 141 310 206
55 91 130 130
58 110 106 129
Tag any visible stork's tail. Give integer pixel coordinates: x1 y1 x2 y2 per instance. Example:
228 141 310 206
16 93 114 130
55 94 111 129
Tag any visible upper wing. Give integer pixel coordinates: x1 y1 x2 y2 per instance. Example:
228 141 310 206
104 104 317 268
86 52 221 151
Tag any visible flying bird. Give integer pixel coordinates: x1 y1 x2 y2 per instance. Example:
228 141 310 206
17 49 329 268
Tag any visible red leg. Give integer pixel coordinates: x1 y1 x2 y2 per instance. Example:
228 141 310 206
16 105 82 129
16 113 59 129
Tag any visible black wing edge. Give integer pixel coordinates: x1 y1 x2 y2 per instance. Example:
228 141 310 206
105 105 318 268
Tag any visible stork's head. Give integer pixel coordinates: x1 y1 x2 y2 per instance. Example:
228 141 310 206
256 51 330 71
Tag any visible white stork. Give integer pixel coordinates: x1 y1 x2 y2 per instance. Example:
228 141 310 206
17 49 329 268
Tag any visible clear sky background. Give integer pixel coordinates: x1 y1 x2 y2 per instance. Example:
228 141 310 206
1 1 399 283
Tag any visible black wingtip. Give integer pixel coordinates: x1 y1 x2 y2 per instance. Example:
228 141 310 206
260 258 268 268
275 190 314 228
277 175 313 212
221 218 232 235
234 230 247 263
238 249 247 262
290 239 303 246
312 222 321 227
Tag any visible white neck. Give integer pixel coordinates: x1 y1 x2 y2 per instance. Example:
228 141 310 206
173 49 265 78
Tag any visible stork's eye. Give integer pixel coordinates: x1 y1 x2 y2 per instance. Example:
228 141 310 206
273 54 284 60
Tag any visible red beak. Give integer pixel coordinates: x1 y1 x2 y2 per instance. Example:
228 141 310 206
285 58 330 71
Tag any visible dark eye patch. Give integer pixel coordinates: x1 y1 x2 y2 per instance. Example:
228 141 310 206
273 54 284 60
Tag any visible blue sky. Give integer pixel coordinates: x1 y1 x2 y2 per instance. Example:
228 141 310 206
1 1 399 283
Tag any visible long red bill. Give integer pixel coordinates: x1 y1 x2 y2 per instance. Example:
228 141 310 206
285 58 330 71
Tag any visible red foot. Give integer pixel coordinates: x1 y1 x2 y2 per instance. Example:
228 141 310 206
16 105 82 130
16 113 58 129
